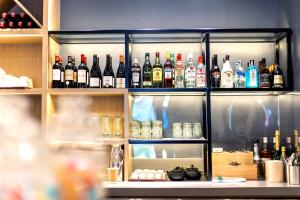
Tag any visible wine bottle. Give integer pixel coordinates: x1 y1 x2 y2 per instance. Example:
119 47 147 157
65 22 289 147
78 54 88 88
131 57 141 88
164 52 173 88
272 130 281 160
64 56 74 88
174 53 185 88
272 58 284 88
116 55 125 88
85 56 89 87
103 54 115 88
72 56 78 88
253 142 263 180
152 52 163 88
89 54 101 88
52 55 61 88
59 56 65 88
260 137 271 161
211 55 221 88
142 53 152 88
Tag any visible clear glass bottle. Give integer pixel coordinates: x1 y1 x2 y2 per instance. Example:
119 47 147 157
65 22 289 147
152 120 163 139
174 53 185 88
234 60 246 88
141 121 152 139
182 123 192 139
246 60 259 88
196 55 206 88
185 53 196 88
172 123 182 139
221 55 233 88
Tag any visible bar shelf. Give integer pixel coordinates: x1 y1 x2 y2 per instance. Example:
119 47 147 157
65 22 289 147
128 138 207 144
47 88 127 96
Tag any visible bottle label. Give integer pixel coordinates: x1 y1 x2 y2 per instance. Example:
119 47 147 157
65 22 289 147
260 73 270 88
153 68 163 82
103 76 113 87
87 72 89 86
143 81 152 86
164 71 172 79
235 71 246 88
78 70 86 83
116 78 126 88
132 72 140 85
196 67 206 87
60 71 64 82
65 69 74 81
274 75 283 85
174 67 184 88
52 69 60 81
249 69 257 87
221 70 233 88
74 71 78 82
90 77 100 87
185 66 196 87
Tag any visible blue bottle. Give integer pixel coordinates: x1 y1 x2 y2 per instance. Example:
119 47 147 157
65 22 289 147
246 60 259 88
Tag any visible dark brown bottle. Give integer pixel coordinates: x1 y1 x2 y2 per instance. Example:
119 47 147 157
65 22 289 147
116 55 125 88
72 56 78 88
131 57 141 88
64 56 74 88
52 55 62 88
272 58 284 88
103 54 115 88
164 52 173 88
260 137 271 161
211 55 221 88
59 56 65 88
142 53 152 88
259 58 270 88
152 52 163 88
78 54 88 88
89 54 101 88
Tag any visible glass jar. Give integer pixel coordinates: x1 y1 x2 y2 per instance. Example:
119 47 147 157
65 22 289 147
152 120 163 139
141 121 152 139
101 116 113 138
113 116 124 138
130 120 141 139
182 123 192 139
192 122 202 138
172 123 182 139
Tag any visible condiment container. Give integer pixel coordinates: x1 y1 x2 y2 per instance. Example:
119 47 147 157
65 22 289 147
289 166 300 185
265 160 284 183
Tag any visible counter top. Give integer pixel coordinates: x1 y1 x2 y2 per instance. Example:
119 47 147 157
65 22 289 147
103 181 300 199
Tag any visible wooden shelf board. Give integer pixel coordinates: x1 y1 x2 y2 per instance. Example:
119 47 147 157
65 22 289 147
47 88 127 96
0 88 42 95
0 29 42 44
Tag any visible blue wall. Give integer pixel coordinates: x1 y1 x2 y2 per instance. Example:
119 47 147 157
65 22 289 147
60 0 278 30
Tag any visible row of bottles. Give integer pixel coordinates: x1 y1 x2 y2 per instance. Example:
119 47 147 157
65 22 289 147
211 55 284 88
52 54 125 88
130 52 206 88
253 130 300 180
0 12 37 29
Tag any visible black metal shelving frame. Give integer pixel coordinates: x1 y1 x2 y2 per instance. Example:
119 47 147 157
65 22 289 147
48 28 292 180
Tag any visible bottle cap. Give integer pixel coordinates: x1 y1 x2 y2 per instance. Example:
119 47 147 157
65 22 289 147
166 52 170 59
156 52 159 57
134 57 138 63
275 130 280 136
286 137 291 143
198 56 203 63
250 60 255 66
177 53 182 61
55 55 59 62
225 55 230 61
145 52 150 56
294 130 298 136
281 146 286 152
120 55 124 62
81 54 85 62
187 52 193 60
263 137 268 143
59 56 63 63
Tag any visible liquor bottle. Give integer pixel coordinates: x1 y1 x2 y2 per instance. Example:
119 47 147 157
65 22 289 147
64 56 74 88
272 58 284 88
211 55 221 88
272 130 281 160
221 55 233 88
152 52 163 88
281 146 287 162
116 55 125 88
173 53 184 88
164 52 173 88
293 130 299 153
260 137 271 161
89 54 101 88
292 147 300 166
103 54 115 88
271 137 276 159
246 60 259 88
259 58 271 88
286 137 293 157
59 56 65 88
253 142 263 180
52 55 62 88
185 53 196 88
196 55 206 88
234 60 246 88
142 53 152 88
131 57 141 88
78 54 88 88
170 53 176 87
72 56 78 88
